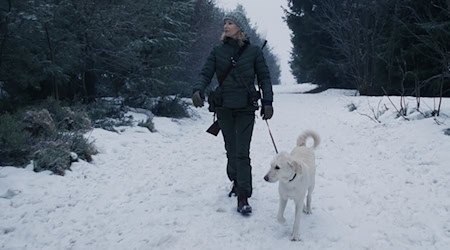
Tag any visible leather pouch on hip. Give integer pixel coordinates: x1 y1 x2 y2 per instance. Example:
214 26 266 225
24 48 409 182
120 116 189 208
206 120 220 136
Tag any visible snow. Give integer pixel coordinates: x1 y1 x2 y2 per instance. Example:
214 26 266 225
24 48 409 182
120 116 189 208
1 84 450 249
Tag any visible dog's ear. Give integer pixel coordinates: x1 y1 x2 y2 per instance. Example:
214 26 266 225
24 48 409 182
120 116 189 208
288 159 302 175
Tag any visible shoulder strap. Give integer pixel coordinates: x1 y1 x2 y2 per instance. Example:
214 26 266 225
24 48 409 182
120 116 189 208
235 40 268 93
217 44 248 85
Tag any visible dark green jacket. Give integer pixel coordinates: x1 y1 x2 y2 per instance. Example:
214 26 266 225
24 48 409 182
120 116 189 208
193 38 273 109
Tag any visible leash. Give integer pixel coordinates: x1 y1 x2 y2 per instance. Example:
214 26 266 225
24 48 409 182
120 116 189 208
258 40 278 154
265 120 278 154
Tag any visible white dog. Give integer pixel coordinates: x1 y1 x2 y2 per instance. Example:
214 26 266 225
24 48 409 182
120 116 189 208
264 130 320 241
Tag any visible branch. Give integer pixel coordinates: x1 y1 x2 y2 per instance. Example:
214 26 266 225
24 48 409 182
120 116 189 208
381 86 410 121
357 111 381 124
434 117 444 125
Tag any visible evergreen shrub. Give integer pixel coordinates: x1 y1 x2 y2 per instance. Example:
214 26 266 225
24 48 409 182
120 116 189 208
138 118 156 132
151 96 189 118
0 113 32 166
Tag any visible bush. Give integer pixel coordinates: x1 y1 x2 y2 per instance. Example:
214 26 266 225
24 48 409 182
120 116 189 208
69 107 92 132
0 113 31 166
124 94 156 110
124 95 190 119
444 128 450 136
33 140 71 175
22 109 56 137
69 134 97 162
347 103 357 112
86 98 133 131
31 132 97 175
35 98 92 132
151 96 189 118
32 133 97 175
138 118 156 132
87 98 126 121
0 101 97 174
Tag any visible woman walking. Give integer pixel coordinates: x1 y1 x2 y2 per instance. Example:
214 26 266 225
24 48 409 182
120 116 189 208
192 10 274 214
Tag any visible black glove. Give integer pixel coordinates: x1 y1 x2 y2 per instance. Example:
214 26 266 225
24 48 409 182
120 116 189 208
192 91 204 107
260 100 273 120
262 105 273 120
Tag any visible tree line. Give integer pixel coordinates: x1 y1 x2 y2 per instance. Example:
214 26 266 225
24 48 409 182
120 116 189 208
286 0 449 97
0 0 281 112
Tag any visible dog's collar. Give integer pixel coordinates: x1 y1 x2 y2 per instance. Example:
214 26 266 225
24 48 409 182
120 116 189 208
289 173 297 182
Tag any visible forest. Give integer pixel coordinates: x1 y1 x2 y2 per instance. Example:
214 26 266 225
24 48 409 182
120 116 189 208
287 0 449 96
0 0 280 171
0 0 280 108
0 0 449 173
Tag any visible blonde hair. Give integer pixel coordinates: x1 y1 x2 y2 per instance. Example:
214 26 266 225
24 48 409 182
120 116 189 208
220 31 247 47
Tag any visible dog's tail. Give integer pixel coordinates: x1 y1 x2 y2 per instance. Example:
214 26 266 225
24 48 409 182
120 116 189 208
297 130 320 149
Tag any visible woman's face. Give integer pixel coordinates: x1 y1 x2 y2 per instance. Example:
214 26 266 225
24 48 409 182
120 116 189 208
223 19 240 38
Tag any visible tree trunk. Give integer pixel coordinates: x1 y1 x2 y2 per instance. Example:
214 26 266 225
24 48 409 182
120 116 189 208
0 0 12 69
44 23 58 100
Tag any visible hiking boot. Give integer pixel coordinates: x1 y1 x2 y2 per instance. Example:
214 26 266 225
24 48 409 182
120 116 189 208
237 194 252 214
228 181 237 197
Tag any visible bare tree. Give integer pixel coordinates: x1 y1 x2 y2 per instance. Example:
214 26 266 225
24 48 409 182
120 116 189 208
318 0 388 94
394 0 450 116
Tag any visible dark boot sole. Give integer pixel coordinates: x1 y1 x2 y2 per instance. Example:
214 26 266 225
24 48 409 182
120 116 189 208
237 205 252 215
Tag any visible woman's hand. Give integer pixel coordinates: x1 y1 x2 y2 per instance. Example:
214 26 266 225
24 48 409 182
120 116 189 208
192 91 204 107
261 105 273 120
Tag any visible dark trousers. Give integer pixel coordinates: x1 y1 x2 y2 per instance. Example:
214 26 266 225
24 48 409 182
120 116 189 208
216 107 255 197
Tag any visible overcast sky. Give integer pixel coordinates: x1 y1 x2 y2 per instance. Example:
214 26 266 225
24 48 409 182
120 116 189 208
214 0 296 85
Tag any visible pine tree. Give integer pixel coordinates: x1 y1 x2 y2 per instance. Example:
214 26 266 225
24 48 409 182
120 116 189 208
286 0 342 88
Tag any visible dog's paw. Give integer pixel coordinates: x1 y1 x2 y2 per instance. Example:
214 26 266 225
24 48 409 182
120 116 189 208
277 216 286 224
303 207 312 214
290 234 301 241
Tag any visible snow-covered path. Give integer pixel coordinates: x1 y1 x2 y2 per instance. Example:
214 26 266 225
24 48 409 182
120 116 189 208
1 86 450 249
